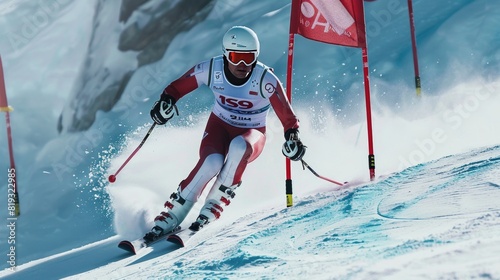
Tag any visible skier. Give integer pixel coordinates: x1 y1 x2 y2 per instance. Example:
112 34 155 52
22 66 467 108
144 26 306 241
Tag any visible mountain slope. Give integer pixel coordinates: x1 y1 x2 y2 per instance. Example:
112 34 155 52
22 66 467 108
2 145 499 279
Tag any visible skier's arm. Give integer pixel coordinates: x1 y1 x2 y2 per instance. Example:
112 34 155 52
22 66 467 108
264 70 305 161
162 65 202 102
160 59 211 100
151 60 211 124
265 71 299 132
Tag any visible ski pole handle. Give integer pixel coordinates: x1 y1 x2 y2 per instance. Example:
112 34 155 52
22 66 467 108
108 123 157 183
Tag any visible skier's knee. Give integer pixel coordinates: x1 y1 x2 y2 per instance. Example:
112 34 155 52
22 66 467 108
228 136 251 157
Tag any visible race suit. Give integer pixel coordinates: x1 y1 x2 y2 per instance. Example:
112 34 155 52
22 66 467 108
162 55 299 202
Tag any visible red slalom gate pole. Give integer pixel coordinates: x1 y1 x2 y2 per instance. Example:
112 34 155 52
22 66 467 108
0 55 20 216
284 32 296 207
108 123 156 183
408 0 421 96
362 47 376 181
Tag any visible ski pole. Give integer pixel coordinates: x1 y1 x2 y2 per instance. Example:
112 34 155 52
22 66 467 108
108 123 156 183
300 159 344 186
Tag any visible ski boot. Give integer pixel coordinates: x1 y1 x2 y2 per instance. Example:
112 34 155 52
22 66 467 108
144 191 194 242
189 183 240 232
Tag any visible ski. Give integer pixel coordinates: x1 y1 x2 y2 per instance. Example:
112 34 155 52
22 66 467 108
166 228 198 247
118 226 181 254
166 221 206 247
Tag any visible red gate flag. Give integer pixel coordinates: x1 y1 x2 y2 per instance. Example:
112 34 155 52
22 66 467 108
290 0 366 48
287 0 376 186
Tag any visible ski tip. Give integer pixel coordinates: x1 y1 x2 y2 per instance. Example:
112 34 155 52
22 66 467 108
166 234 185 247
118 240 137 254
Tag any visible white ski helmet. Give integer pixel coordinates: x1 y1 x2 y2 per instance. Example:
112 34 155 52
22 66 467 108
222 26 260 65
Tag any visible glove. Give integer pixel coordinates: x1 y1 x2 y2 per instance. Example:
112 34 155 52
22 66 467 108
150 94 178 125
282 128 306 161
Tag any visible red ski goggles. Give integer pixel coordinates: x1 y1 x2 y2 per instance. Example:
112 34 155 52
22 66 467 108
226 51 258 66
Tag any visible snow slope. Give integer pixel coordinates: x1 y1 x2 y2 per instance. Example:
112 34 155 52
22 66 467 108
0 0 499 279
2 145 500 279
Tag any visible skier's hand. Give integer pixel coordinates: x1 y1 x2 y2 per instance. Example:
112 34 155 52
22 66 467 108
282 128 306 161
150 94 178 125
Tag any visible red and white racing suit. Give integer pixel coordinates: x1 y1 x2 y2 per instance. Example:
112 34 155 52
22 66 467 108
163 55 299 202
